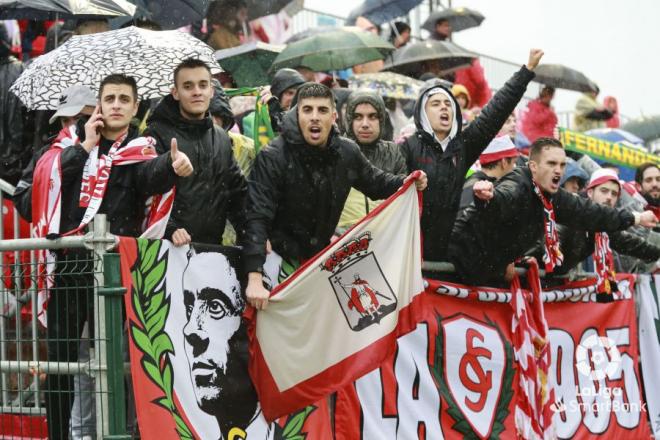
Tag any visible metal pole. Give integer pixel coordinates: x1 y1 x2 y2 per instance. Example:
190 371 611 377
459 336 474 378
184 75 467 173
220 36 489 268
30 249 40 410
13 208 24 404
91 214 111 439
0 190 8 406
100 253 129 439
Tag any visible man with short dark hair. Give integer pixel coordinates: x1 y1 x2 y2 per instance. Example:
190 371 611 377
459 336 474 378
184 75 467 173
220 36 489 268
243 82 427 309
145 58 248 247
33 73 192 439
449 137 657 286
553 169 660 289
636 162 660 207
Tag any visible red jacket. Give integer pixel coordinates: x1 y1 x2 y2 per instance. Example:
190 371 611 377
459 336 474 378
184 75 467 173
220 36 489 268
454 59 492 108
520 99 558 142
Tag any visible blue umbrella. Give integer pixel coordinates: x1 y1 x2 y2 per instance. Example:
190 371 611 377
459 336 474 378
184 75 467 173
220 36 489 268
585 128 645 145
345 0 422 26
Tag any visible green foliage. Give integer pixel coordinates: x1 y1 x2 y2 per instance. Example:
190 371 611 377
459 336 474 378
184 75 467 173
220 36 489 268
130 239 194 439
281 405 316 440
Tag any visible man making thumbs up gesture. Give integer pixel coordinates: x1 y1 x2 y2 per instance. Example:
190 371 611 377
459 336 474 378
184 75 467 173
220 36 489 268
170 138 193 177
145 58 248 247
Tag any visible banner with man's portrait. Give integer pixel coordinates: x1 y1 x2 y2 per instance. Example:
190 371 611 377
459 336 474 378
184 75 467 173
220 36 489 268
119 237 654 439
119 238 332 440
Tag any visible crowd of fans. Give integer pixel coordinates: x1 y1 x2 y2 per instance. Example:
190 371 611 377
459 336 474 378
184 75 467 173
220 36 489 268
0 7 657 439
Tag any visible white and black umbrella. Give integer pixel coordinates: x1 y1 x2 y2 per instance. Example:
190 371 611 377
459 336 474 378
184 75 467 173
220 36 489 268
10 26 221 110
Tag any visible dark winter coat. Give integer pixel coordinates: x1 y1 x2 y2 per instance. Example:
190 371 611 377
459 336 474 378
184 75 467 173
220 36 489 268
145 94 248 245
554 219 660 276
458 170 497 211
0 54 26 184
399 65 535 262
54 123 176 236
449 166 636 286
344 90 407 175
243 107 405 274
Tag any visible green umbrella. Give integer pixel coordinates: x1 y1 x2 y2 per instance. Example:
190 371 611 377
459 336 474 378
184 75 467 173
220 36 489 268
215 41 284 87
622 115 660 143
271 28 395 73
349 72 422 100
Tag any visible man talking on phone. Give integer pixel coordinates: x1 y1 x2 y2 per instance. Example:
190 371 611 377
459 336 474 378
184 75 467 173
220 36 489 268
32 73 193 439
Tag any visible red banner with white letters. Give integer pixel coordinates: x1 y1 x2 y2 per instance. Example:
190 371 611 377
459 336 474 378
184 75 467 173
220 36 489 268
334 276 652 439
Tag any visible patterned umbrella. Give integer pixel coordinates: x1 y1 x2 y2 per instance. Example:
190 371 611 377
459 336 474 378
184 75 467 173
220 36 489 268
10 26 221 110
349 72 422 100
0 0 135 19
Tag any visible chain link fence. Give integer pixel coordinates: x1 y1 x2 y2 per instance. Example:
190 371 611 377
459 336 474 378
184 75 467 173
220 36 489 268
0 204 128 439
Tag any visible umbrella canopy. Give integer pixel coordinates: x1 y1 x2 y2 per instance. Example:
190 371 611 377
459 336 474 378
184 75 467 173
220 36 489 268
382 40 476 77
349 72 422 100
244 0 291 20
285 26 362 44
422 7 484 33
622 115 660 143
585 128 645 146
215 41 284 87
271 28 394 73
532 64 597 93
0 0 135 19
346 0 422 26
10 26 221 110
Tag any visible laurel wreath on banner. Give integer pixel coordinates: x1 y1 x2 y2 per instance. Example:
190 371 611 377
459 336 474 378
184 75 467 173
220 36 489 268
279 405 317 439
431 314 515 439
129 239 195 439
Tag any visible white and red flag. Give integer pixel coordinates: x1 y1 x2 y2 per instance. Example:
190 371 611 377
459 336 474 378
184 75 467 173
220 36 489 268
248 173 426 421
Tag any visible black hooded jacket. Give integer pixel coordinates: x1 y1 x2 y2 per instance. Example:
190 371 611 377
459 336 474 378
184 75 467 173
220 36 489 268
243 107 405 273
554 209 660 276
399 65 535 263
344 91 407 176
52 121 176 236
449 166 636 286
145 95 248 245
0 46 26 184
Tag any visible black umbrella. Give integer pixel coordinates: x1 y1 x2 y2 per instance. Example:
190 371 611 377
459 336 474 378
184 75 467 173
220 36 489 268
0 0 135 19
345 0 422 26
382 40 476 77
622 116 660 143
422 7 484 33
532 64 597 93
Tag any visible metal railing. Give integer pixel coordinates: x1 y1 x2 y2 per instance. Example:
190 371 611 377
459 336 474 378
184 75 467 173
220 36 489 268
0 207 126 439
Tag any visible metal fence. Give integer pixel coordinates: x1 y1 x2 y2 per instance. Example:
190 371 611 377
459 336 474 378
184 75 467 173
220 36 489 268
0 206 126 439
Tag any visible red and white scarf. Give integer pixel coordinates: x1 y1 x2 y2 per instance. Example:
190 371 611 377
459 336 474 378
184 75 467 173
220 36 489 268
532 180 563 273
593 232 616 295
510 260 556 440
32 124 175 325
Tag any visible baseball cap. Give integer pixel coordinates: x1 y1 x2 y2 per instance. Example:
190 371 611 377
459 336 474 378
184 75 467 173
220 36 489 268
479 136 518 165
587 168 620 190
49 85 97 124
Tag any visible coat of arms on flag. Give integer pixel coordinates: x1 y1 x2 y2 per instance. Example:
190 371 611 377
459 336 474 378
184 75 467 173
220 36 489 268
324 233 398 331
249 176 426 421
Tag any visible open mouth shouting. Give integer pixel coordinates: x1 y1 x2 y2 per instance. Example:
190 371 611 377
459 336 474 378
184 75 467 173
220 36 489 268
550 175 561 191
308 125 323 142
